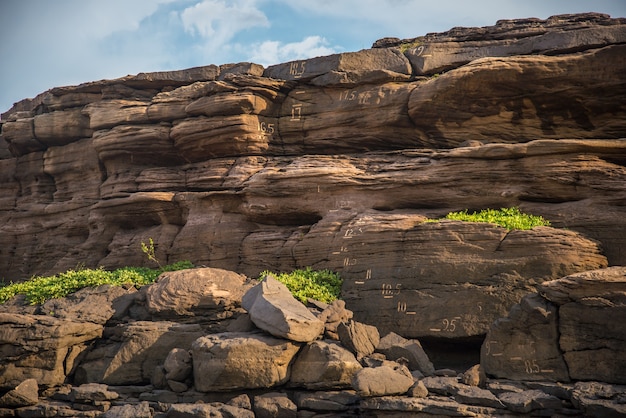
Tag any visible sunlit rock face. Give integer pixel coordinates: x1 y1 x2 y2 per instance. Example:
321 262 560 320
0 13 624 340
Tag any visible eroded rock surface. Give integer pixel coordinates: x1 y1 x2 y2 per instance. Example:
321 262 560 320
0 13 625 417
241 275 325 342
0 13 623 286
191 332 301 391
482 266 626 384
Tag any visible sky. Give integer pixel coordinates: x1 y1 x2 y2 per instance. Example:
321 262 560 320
1 0 625 115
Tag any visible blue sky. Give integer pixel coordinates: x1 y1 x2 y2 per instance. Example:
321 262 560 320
1 0 625 114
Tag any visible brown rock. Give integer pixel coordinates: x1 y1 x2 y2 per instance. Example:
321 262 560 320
163 348 192 382
74 321 204 385
290 340 362 389
293 390 359 412
263 48 411 81
571 381 626 418
498 389 561 414
253 392 297 418
483 267 626 385
1 116 43 155
83 99 150 130
408 45 626 145
318 299 353 340
480 293 569 382
40 284 136 325
0 313 103 388
166 402 254 418
191 332 301 391
351 362 414 397
242 276 324 343
337 320 380 359
407 380 428 398
539 267 626 384
103 401 152 418
33 108 92 146
0 379 38 407
145 267 253 318
462 364 486 387
401 13 626 75
376 332 434 376
70 383 119 402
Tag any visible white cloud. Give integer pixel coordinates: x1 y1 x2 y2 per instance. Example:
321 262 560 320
181 0 269 39
247 36 339 66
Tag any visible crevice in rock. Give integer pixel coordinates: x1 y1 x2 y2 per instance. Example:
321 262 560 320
420 335 484 372
553 303 572 381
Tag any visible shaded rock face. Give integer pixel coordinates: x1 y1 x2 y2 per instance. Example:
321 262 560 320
481 266 626 384
0 313 103 388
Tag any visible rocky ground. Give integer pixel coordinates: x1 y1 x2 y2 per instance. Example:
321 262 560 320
1 12 626 417
1 266 625 417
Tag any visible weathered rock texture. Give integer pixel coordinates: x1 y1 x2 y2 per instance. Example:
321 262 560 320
1 265 625 417
1 14 624 348
481 266 626 385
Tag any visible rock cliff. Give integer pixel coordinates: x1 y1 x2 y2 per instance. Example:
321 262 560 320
1 11 626 417
2 12 625 346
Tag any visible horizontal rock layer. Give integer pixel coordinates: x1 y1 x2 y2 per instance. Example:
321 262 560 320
0 13 624 342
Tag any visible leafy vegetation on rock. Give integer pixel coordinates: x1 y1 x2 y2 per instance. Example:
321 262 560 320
259 267 342 304
442 207 551 230
0 261 194 305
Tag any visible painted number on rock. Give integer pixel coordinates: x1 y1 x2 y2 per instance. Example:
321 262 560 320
289 61 306 78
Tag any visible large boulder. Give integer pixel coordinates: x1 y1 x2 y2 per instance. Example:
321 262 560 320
482 267 626 384
351 362 414 397
376 332 435 376
144 267 254 319
290 340 362 389
337 320 379 359
74 321 205 385
0 313 103 388
191 332 301 391
241 276 324 343
480 293 569 382
539 267 626 384
334 216 606 339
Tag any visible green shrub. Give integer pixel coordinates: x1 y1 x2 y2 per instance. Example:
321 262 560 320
442 207 551 230
259 267 342 304
0 261 194 305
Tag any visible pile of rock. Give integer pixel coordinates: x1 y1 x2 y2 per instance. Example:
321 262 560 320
1 266 625 417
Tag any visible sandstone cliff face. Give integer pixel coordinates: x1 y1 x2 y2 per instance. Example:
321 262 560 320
1 13 625 339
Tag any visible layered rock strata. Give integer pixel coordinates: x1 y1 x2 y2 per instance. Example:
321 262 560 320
1 15 624 346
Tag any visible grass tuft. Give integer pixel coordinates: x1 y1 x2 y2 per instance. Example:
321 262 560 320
0 261 194 305
442 207 551 230
259 267 342 304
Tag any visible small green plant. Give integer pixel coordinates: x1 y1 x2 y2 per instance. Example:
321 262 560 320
0 261 194 305
259 267 342 304
398 37 424 53
441 207 551 230
141 238 162 268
